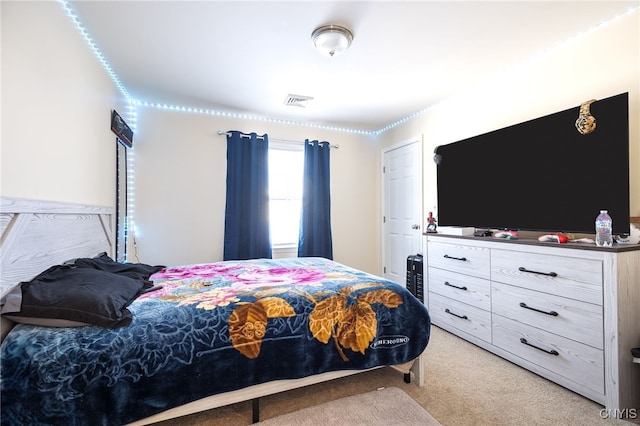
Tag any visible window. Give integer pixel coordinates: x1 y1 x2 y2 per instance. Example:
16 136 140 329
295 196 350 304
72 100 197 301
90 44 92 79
268 144 304 247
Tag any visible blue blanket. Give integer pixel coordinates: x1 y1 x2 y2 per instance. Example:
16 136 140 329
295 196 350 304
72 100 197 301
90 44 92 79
1 257 430 425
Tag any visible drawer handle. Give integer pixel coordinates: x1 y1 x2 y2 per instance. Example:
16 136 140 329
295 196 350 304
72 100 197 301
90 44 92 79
445 308 468 320
444 254 467 262
520 338 559 356
518 267 558 277
444 281 468 291
519 302 558 317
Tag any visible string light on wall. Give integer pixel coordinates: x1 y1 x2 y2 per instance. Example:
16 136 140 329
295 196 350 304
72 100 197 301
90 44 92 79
53 0 640 261
125 102 137 262
134 100 375 135
58 0 640 139
58 0 132 102
59 0 139 260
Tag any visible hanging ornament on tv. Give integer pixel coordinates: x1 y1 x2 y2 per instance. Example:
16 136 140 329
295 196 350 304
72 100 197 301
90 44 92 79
575 99 597 135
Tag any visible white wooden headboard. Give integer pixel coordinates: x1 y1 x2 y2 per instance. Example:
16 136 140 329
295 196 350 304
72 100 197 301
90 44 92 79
0 197 114 340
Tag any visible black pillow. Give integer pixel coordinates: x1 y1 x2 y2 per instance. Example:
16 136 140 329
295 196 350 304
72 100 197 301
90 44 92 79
73 252 165 284
3 265 145 328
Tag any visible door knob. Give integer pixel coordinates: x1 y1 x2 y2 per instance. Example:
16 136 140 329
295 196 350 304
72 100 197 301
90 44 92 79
411 224 420 230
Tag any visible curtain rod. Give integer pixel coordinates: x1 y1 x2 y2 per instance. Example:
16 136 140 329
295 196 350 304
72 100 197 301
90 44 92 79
216 131 339 149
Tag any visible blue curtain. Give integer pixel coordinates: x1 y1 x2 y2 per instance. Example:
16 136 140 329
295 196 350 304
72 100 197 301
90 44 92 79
223 131 272 260
298 140 333 259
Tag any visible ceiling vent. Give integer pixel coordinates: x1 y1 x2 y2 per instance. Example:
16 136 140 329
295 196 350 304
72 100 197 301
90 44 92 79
284 94 314 108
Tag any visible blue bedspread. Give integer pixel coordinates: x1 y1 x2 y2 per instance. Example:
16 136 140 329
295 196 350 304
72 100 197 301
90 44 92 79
1 257 430 425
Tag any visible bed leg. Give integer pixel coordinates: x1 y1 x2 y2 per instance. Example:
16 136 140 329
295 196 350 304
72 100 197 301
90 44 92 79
411 352 426 387
404 372 411 383
252 398 260 423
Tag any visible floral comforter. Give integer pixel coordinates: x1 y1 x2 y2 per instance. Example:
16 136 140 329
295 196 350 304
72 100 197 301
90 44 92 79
0 257 430 426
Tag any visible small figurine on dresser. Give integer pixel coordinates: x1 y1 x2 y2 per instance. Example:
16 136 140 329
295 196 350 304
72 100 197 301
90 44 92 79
426 212 437 233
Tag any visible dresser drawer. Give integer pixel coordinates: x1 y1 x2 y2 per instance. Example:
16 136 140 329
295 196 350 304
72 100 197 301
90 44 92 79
492 282 603 349
491 249 602 305
428 241 490 279
428 267 491 310
493 315 604 395
429 292 491 342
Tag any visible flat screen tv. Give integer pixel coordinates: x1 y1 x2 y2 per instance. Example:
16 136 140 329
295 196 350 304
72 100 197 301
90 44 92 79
435 92 630 236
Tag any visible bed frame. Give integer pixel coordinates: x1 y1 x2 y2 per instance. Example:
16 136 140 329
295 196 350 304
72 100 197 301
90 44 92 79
0 196 426 425
0 197 114 340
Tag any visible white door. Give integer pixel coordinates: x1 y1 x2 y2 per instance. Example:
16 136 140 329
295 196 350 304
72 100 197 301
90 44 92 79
382 139 423 285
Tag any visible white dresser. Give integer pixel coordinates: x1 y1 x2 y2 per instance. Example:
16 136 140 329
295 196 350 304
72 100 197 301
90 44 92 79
426 234 640 411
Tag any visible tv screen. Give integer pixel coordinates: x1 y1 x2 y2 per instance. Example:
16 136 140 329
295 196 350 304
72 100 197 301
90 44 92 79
435 92 630 236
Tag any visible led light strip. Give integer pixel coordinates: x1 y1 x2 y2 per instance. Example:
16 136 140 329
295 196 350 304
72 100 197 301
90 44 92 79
124 103 137 261
57 0 638 259
377 4 640 134
57 0 640 253
59 0 639 138
133 100 374 135
58 0 139 260
57 0 638 257
58 0 132 102
59 1 638 138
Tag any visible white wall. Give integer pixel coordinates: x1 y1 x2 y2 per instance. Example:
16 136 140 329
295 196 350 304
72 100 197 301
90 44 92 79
132 107 382 273
380 9 640 225
1 1 126 207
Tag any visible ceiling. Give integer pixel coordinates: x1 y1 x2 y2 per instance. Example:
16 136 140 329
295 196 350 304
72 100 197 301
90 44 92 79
68 1 638 131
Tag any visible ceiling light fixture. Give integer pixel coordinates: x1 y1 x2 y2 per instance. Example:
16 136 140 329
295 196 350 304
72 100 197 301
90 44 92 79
311 24 353 57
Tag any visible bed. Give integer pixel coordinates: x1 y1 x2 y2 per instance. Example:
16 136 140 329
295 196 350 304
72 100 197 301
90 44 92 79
0 197 431 426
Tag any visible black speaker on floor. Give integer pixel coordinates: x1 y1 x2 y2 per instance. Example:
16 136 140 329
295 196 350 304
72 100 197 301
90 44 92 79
406 254 424 303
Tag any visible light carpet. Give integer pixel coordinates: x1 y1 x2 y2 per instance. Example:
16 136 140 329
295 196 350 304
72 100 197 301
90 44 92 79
154 326 639 425
256 386 442 426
